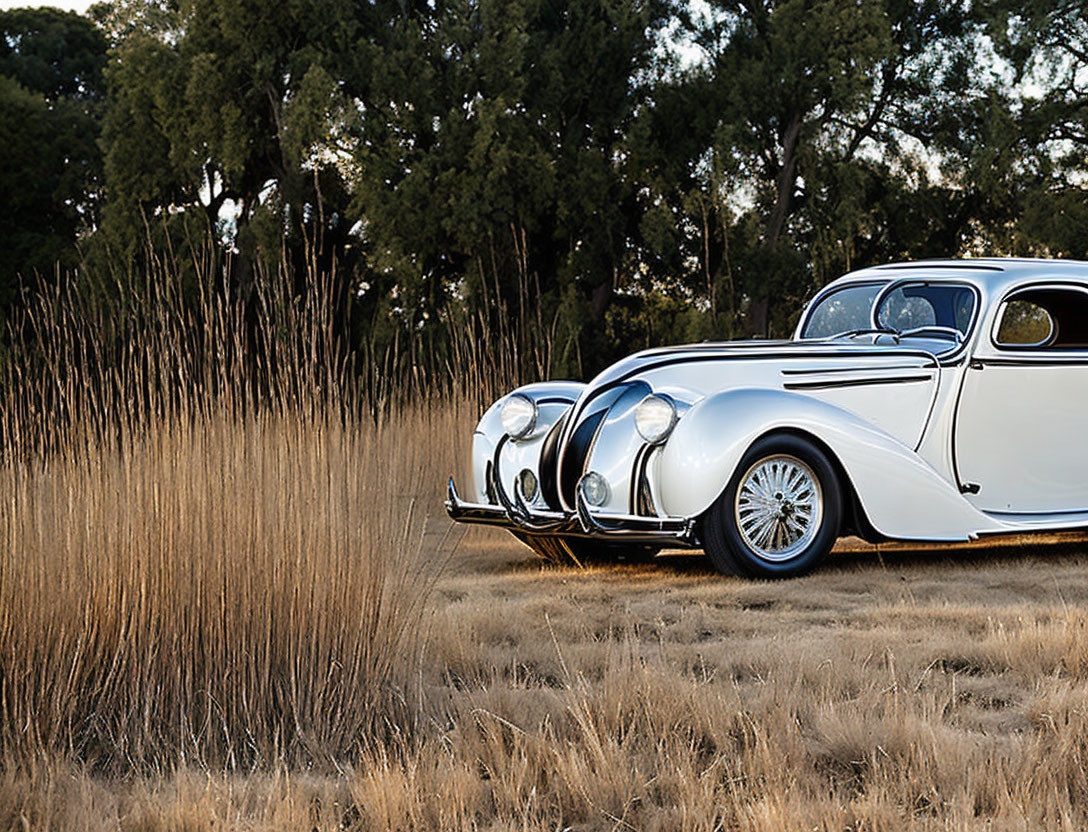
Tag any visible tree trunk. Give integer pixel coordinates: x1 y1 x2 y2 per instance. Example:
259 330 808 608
753 111 802 337
766 112 802 248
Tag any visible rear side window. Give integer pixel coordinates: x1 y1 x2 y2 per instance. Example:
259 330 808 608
995 300 1054 346
993 287 1088 350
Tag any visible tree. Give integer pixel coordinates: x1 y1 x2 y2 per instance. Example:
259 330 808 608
0 7 106 312
88 0 1017 383
977 0 1088 258
686 0 988 337
97 0 369 288
348 0 675 378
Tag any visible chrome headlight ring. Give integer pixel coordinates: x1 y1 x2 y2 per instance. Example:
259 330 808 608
634 393 678 444
500 393 538 440
580 472 610 507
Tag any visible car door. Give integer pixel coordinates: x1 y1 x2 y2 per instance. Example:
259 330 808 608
954 283 1088 513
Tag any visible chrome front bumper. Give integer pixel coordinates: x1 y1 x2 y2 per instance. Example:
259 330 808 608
445 476 698 546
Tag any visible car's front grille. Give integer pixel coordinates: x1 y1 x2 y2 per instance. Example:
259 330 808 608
559 408 608 507
538 413 568 510
632 444 658 516
549 385 628 509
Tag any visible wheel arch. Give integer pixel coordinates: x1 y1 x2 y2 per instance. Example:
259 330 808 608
745 427 884 543
655 387 997 541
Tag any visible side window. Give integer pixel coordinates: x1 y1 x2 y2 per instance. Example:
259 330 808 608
993 286 1088 350
874 282 977 336
953 288 977 332
995 300 1054 347
880 294 936 331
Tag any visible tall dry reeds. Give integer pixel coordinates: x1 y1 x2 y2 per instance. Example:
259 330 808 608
0 250 474 772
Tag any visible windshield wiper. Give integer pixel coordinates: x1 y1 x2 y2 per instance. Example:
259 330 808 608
830 327 901 343
897 325 964 344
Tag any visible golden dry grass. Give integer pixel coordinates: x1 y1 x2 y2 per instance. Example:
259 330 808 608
5 263 1088 829
9 529 1088 830
0 404 472 771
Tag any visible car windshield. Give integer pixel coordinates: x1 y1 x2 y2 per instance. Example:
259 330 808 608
801 281 976 344
801 283 884 338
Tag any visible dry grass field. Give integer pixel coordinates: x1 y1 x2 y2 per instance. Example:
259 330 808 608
4 266 1088 830
7 525 1088 831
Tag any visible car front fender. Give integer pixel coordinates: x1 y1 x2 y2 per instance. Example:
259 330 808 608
470 381 585 503
655 387 1000 541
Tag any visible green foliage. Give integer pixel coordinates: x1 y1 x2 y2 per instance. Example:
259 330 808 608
0 6 106 98
975 0 1088 258
6 0 1088 383
348 0 676 376
0 8 106 316
682 0 990 336
97 0 365 279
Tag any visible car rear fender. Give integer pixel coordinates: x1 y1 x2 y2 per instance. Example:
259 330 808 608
656 387 1000 541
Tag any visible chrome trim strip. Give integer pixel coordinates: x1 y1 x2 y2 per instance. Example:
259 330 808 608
985 507 1088 519
446 478 510 526
489 438 570 532
973 357 1088 367
637 339 795 357
875 263 1005 272
445 476 697 545
575 484 697 542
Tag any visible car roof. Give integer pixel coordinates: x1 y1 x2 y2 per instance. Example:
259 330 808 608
828 257 1088 297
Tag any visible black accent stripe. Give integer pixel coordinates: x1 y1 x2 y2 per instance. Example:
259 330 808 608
606 349 940 389
628 443 655 516
972 357 1088 367
554 384 632 498
564 348 945 443
783 374 934 391
536 397 575 405
484 461 496 504
781 362 934 376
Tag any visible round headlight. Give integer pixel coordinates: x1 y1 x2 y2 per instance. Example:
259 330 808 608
500 394 537 439
580 472 610 507
634 394 677 444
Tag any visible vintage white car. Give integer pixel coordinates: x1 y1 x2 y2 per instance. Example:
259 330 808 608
447 258 1088 577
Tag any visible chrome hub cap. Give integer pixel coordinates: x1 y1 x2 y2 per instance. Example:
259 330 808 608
734 454 823 562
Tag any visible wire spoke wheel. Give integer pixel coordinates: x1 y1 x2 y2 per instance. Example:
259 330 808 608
704 434 841 578
734 454 823 562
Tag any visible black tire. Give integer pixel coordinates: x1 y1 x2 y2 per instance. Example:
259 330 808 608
703 434 842 579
